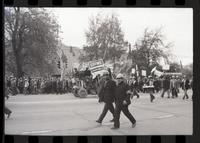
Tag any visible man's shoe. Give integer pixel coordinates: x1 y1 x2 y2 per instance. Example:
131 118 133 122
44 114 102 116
110 119 114 122
111 127 119 129
150 95 155 102
7 111 12 119
132 122 136 128
96 120 102 124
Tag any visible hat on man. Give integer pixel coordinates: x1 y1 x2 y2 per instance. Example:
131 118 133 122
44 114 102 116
116 73 124 79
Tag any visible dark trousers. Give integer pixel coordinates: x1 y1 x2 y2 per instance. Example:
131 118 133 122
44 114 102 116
98 103 115 122
171 88 177 98
183 89 189 99
161 89 170 98
133 90 140 97
114 104 136 128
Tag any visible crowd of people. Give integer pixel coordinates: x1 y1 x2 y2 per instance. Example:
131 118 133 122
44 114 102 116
125 74 193 100
5 76 77 95
5 69 193 100
4 67 193 122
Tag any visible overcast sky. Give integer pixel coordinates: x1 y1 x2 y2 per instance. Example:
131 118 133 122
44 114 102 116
49 8 193 66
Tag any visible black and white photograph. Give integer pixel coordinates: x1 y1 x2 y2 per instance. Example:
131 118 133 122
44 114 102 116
4 8 193 135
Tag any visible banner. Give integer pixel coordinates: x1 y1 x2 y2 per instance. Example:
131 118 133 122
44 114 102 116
151 66 157 73
88 59 106 79
89 59 104 69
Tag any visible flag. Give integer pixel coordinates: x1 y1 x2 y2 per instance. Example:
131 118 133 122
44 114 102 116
151 66 157 73
136 65 138 71
154 69 163 77
180 60 183 70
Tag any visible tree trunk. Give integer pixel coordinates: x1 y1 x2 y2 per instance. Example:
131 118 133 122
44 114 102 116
12 7 23 78
14 50 23 78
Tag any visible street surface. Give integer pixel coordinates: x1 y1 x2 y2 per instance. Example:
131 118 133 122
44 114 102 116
5 90 193 135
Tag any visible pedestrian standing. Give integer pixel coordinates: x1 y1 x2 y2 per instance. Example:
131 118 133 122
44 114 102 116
170 76 178 98
96 71 116 124
24 78 29 95
33 79 37 94
182 75 190 100
161 76 171 98
111 73 136 129
147 76 155 102
153 77 161 93
18 77 24 94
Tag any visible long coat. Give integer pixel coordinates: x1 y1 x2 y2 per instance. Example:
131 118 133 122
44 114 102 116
115 82 131 106
98 79 116 104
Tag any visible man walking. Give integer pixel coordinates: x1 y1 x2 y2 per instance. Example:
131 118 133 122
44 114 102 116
183 75 190 100
96 71 116 124
111 73 136 129
161 76 171 98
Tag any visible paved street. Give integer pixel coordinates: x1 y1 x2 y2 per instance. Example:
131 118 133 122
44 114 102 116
5 90 193 135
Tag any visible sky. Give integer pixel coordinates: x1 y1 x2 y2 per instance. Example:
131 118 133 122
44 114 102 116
49 8 193 66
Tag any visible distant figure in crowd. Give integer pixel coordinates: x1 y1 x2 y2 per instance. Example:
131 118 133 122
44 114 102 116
190 77 193 100
74 68 79 79
84 67 92 78
96 71 116 124
170 76 178 98
161 76 171 98
128 75 140 98
182 75 190 100
111 73 136 129
107 68 113 79
147 76 155 102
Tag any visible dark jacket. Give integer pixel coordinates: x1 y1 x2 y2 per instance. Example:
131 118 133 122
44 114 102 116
163 78 170 90
115 82 131 106
98 79 116 103
184 79 190 90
